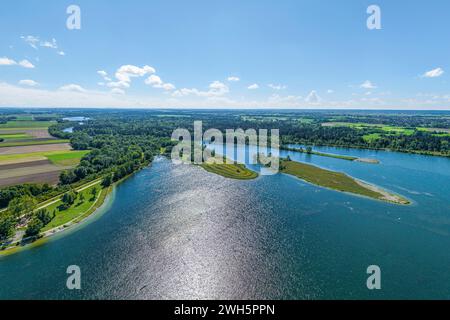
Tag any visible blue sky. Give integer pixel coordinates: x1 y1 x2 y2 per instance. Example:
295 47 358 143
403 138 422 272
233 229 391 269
1 0 450 109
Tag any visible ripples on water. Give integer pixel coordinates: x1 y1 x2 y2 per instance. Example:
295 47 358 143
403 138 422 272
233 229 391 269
2 149 450 299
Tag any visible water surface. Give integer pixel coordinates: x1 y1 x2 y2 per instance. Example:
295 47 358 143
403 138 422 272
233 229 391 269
1 147 450 299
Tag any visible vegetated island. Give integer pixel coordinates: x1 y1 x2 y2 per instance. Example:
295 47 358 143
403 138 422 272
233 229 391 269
197 153 407 205
279 159 409 205
201 159 258 180
281 146 380 164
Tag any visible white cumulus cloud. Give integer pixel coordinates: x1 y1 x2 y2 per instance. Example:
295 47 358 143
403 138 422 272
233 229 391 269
227 76 240 82
115 65 155 82
422 67 444 78
18 59 35 69
145 74 176 91
0 57 35 68
248 83 259 90
145 74 163 86
0 57 17 66
360 80 377 89
97 70 112 82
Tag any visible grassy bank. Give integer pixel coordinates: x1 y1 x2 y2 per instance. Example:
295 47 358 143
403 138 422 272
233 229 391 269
0 182 111 257
42 184 102 232
73 186 111 224
280 160 409 205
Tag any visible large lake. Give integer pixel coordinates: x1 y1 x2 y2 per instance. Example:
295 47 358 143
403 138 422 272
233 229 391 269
1 146 450 299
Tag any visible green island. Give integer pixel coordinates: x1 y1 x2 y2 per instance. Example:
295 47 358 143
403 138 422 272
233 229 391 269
279 159 409 205
201 161 258 180
197 153 405 204
281 146 380 163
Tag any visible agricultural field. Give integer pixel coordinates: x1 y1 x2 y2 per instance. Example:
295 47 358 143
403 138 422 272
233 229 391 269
0 133 33 140
0 143 72 155
0 117 89 187
322 121 450 142
0 150 89 187
0 139 70 148
46 150 90 166
0 118 61 149
11 115 34 121
0 128 53 139
0 120 56 129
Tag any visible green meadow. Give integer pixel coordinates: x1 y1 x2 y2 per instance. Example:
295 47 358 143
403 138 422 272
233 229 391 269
0 120 56 129
323 121 450 142
46 150 90 166
42 184 101 232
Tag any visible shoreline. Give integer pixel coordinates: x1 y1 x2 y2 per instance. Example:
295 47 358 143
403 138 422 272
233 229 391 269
355 179 410 205
0 185 114 258
0 166 145 258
